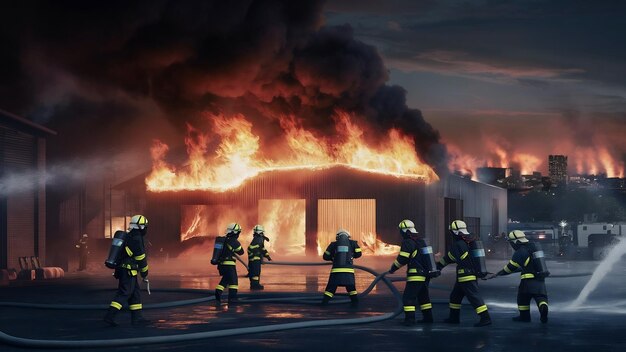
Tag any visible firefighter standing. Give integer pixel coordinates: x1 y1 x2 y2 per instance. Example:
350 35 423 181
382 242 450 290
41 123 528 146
321 229 362 306
76 234 89 271
215 223 245 305
437 220 492 327
486 230 549 323
389 220 439 326
248 225 272 290
103 215 150 326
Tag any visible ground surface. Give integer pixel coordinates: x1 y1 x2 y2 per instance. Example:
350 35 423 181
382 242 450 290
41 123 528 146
1 258 625 352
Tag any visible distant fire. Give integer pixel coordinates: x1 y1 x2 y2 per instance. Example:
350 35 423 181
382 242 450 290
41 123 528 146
146 112 437 192
447 141 624 179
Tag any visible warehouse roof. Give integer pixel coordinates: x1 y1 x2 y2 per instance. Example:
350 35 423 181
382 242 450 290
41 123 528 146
0 108 57 136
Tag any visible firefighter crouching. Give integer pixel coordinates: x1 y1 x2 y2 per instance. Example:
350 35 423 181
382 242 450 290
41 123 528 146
389 219 440 326
437 220 492 327
212 223 245 305
248 225 272 290
103 215 150 326
485 230 550 323
321 229 362 306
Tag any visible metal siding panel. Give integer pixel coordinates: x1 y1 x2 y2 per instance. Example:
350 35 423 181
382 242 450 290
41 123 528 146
3 129 36 269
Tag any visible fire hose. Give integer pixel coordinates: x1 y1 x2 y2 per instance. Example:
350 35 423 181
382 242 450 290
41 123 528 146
0 261 404 349
0 260 593 348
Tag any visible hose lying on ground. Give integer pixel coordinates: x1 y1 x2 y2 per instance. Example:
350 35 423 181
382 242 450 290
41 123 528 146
0 261 402 349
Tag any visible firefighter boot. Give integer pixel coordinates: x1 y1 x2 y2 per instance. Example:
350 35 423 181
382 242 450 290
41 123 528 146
131 310 151 326
474 311 492 327
321 295 331 306
215 288 222 306
250 280 264 290
228 289 239 305
539 304 549 323
350 295 359 307
443 308 460 324
403 311 416 326
417 309 434 324
512 309 531 323
103 307 119 327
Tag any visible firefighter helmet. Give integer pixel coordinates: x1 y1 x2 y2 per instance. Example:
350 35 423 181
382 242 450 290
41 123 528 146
225 222 242 236
129 215 148 230
398 219 418 235
449 220 469 236
336 229 350 240
507 230 529 244
253 225 265 234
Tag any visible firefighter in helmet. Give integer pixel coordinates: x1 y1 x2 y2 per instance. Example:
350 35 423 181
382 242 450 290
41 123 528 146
389 220 438 326
437 220 491 327
215 223 245 305
321 229 362 306
104 215 150 326
248 225 272 290
485 230 549 323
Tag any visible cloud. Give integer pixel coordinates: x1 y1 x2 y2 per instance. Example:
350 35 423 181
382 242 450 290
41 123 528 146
388 50 584 81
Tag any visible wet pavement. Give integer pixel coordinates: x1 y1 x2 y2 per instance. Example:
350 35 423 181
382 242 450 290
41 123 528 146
1 258 626 351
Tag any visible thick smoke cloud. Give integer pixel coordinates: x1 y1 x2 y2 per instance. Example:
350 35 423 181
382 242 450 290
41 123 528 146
0 0 448 174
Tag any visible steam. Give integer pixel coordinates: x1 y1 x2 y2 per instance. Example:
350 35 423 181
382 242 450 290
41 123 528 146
0 155 147 196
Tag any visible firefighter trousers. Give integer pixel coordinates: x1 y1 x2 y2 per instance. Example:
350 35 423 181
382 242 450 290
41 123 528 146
449 280 488 315
110 269 142 311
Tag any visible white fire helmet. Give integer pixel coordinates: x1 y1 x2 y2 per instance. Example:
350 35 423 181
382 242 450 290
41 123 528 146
336 229 350 239
253 225 265 234
225 222 242 235
449 220 470 236
399 219 418 234
507 230 529 244
129 215 148 230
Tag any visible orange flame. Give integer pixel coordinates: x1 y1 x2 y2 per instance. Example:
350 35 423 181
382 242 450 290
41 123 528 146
146 111 437 192
447 141 623 179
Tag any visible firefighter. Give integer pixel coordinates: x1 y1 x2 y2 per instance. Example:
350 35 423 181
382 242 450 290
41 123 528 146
76 234 89 271
321 229 362 306
389 220 439 326
437 220 492 327
248 225 272 290
485 230 549 323
103 215 150 326
215 223 245 305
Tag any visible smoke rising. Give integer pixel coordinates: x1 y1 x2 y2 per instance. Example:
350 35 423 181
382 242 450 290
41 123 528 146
0 0 448 175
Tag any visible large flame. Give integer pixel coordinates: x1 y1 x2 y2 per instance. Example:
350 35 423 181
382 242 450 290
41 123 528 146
447 141 624 180
146 112 437 192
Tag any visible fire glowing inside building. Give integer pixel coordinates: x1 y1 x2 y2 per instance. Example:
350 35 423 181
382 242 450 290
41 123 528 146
111 114 506 258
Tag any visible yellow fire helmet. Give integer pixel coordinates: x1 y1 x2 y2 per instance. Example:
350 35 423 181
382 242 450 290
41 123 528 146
129 215 148 230
253 225 265 234
507 230 529 244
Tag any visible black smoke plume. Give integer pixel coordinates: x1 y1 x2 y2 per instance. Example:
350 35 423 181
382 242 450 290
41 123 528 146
0 0 448 175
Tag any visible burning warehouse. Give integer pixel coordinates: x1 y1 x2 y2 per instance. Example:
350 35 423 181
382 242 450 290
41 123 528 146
112 114 506 258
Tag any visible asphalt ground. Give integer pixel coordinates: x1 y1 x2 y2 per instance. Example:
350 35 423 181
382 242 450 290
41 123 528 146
1 258 625 352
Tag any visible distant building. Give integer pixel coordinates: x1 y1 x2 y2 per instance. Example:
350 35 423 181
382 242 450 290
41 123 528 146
0 109 55 270
476 167 507 186
548 155 568 185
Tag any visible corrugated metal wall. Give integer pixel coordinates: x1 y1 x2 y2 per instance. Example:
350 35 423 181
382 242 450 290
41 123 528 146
426 175 508 253
145 166 427 255
1 127 36 270
317 199 376 251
